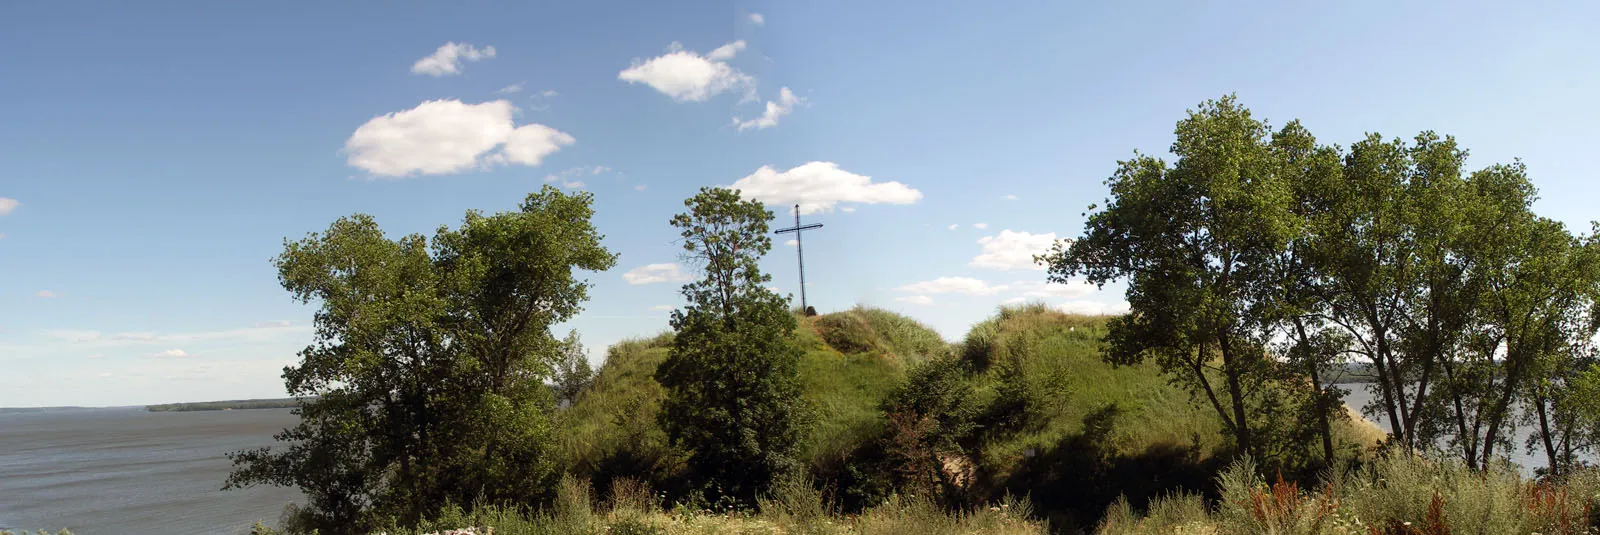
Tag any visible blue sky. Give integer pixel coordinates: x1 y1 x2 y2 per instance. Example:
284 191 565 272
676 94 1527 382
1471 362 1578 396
3 1 1598 407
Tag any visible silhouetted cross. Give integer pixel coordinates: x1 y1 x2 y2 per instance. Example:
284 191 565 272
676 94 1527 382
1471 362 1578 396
774 204 823 314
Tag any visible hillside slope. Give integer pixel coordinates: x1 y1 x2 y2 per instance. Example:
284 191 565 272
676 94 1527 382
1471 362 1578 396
555 304 1382 529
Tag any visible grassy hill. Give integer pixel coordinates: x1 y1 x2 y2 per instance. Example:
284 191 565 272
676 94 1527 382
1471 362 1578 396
555 303 1383 531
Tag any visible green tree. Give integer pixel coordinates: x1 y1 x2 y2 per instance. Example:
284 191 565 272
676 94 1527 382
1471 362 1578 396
552 330 595 408
224 186 616 533
1041 95 1300 461
654 187 810 506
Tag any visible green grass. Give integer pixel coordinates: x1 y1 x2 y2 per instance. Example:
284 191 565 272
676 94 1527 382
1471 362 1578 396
1098 453 1600 535
346 475 1046 535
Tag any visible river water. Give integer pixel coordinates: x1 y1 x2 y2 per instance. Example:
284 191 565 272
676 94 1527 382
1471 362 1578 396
1338 384 1595 475
0 407 302 534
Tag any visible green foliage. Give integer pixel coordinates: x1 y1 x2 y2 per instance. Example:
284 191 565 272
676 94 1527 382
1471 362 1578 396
1102 453 1600 535
655 187 812 506
551 330 594 408
224 186 617 534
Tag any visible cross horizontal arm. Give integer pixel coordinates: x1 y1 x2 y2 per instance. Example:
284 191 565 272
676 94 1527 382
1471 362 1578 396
775 223 824 234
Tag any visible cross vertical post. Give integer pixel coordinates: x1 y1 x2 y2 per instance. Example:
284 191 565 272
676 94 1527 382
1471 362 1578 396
774 203 823 314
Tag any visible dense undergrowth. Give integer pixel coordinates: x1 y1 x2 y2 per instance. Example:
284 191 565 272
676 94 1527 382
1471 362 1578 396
1097 453 1600 535
249 475 1045 535
550 304 1385 532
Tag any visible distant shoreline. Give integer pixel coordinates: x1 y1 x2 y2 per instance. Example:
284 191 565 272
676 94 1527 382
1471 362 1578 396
145 398 308 412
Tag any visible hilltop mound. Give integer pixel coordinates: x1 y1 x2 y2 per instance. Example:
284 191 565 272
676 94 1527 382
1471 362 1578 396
555 303 1382 530
804 306 951 365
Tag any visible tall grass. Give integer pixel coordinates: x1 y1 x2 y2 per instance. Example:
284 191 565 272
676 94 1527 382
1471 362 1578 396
1098 453 1600 535
354 473 1046 535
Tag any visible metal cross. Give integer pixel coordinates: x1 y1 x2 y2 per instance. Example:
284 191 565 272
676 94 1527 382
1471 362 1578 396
774 204 823 314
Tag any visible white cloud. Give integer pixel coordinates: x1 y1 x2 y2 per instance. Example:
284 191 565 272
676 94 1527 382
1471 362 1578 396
36 290 56 298
344 99 574 177
149 348 189 358
623 263 693 285
729 162 921 215
1009 279 1097 299
544 165 609 189
971 230 1057 271
895 277 1008 296
895 295 935 306
0 198 18 215
618 41 754 102
539 89 559 98
974 223 989 229
649 304 675 312
0 233 6 240
785 239 799 247
411 42 496 76
253 320 292 329
948 224 959 230
707 41 746 61
734 87 804 131
1004 194 1019 201
495 83 524 94
840 206 856 213
749 13 765 25
634 184 648 191
1057 300 1131 316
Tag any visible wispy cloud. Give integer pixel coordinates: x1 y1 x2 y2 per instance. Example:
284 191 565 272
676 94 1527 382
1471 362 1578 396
0 198 18 215
622 263 693 285
411 42 496 76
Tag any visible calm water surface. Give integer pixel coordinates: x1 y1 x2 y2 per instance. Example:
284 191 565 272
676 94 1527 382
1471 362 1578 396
0 407 302 534
1338 384 1596 475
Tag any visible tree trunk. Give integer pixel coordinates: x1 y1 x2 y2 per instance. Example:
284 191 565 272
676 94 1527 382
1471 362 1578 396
1218 333 1253 458
1293 317 1335 462
1535 391 1560 477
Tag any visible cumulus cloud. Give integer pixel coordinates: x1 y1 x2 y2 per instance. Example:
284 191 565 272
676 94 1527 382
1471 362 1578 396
749 13 765 25
1004 194 1019 201
149 348 189 358
411 42 496 76
948 224 959 230
344 99 574 177
973 223 989 229
623 263 693 285
785 239 799 247
0 198 18 215
36 290 56 298
734 87 804 131
618 41 754 102
971 230 1057 271
895 277 1008 296
895 295 934 306
729 162 921 215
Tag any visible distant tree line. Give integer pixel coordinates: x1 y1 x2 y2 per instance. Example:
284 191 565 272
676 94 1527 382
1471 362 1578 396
146 398 307 412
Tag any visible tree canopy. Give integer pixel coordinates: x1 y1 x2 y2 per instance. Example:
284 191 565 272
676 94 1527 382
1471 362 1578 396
224 186 616 533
